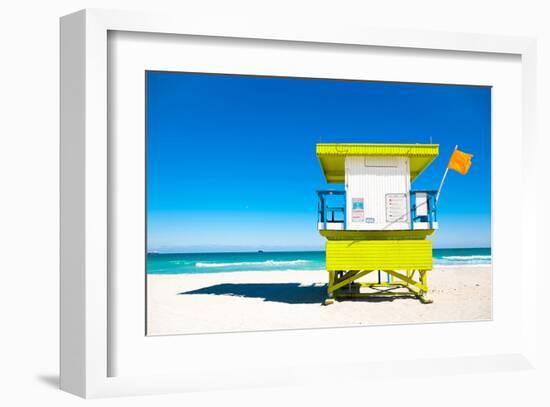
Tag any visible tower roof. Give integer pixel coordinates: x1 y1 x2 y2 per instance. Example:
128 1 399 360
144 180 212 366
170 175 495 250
316 143 439 183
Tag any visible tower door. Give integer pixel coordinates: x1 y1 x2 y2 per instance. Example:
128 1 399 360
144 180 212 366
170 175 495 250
345 156 411 230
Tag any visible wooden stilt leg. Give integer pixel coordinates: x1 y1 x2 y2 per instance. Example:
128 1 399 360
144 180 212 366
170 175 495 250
418 270 433 304
324 271 335 305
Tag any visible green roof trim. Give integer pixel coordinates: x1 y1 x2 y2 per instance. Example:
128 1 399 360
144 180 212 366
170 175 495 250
316 143 439 183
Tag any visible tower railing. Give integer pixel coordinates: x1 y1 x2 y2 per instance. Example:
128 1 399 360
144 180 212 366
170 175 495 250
410 190 438 229
316 189 438 231
316 190 346 230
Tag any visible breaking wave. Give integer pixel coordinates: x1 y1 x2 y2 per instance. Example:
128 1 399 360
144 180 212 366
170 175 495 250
441 255 492 260
195 259 310 268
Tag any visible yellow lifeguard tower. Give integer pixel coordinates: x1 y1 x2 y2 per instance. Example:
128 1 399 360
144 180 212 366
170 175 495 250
316 143 439 305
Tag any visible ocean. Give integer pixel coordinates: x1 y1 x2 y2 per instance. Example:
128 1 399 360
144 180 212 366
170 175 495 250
147 248 491 274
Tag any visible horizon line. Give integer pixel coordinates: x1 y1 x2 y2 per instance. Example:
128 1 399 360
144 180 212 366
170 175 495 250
148 247 492 255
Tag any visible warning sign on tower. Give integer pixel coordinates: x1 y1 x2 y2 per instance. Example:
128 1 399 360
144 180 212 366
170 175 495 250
351 198 364 222
385 193 408 223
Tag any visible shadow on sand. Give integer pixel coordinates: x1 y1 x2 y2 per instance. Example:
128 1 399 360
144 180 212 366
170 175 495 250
178 283 328 304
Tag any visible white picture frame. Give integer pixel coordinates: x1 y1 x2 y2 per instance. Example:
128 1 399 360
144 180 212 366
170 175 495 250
60 8 538 398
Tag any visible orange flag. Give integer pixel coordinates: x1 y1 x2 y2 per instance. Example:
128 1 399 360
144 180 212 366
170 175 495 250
447 149 473 175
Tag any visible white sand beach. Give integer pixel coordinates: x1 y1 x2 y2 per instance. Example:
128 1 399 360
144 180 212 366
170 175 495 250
147 266 492 336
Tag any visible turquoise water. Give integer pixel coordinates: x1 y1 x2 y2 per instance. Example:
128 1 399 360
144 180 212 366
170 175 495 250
147 248 491 274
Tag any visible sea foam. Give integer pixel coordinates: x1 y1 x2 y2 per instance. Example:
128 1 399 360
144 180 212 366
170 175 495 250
441 255 492 260
195 259 310 268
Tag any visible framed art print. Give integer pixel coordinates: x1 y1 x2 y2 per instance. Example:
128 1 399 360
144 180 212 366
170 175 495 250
144 71 492 336
60 9 539 398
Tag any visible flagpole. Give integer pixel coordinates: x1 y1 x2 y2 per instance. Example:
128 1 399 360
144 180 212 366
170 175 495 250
436 145 458 203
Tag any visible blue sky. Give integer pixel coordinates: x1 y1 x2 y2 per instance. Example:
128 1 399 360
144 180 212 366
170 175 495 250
147 72 491 252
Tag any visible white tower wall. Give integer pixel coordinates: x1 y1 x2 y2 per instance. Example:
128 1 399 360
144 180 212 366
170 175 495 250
345 156 411 230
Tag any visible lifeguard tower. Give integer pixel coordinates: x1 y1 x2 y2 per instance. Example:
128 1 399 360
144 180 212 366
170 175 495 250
316 143 439 305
